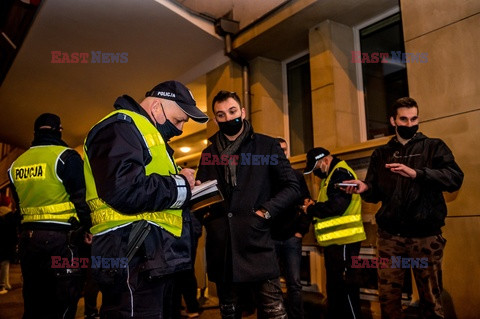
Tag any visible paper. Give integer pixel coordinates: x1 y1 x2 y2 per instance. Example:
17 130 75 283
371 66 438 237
191 180 219 199
190 180 224 212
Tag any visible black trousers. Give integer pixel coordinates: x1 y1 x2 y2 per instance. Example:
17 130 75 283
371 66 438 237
323 242 363 319
19 230 84 319
216 278 287 319
97 255 176 319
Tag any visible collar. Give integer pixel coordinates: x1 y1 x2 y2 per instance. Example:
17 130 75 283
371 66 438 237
114 95 153 125
327 156 340 175
31 131 68 147
389 131 427 146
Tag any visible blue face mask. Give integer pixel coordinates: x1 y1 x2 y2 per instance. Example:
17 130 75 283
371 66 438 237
153 104 182 142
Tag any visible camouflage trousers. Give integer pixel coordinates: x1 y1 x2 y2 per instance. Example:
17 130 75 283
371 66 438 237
377 229 446 319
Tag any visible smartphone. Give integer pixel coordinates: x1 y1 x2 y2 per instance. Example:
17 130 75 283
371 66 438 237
334 183 358 188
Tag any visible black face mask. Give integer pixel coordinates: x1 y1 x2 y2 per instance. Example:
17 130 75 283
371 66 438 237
396 125 418 140
218 117 243 136
154 105 182 142
313 169 327 179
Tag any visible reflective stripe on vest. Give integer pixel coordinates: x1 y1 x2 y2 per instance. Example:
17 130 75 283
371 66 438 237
313 160 366 246
84 109 183 236
21 202 76 223
9 145 77 223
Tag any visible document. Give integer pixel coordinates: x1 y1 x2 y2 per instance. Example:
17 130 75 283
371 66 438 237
190 180 224 212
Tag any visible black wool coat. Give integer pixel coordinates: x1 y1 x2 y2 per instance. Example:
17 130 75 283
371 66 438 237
195 129 301 283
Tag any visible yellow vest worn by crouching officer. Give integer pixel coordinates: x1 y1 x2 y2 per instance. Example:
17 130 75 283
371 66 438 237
84 109 183 236
9 146 78 223
314 161 366 246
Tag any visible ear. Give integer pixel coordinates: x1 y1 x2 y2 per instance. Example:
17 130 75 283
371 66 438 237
150 100 159 113
241 108 246 120
390 116 396 127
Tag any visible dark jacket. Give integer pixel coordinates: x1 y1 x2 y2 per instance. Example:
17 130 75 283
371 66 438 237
362 133 464 237
271 169 312 241
84 95 193 278
306 157 356 219
195 127 301 283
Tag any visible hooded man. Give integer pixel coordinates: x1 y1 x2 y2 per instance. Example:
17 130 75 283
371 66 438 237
343 97 464 318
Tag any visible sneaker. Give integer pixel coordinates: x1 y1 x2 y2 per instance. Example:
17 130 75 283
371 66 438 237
0 288 7 295
180 310 200 318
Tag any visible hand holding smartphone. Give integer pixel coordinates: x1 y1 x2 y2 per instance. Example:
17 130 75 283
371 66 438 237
334 183 358 189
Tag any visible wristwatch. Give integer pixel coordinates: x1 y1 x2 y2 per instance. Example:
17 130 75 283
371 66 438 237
260 208 271 219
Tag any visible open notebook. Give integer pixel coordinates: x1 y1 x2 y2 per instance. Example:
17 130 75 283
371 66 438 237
190 180 224 212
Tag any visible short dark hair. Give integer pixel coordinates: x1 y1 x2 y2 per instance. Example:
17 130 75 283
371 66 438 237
275 137 287 145
391 97 418 118
211 90 241 113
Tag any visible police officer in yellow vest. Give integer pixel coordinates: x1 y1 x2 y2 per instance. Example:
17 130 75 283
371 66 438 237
8 113 92 319
83 81 208 318
303 147 365 319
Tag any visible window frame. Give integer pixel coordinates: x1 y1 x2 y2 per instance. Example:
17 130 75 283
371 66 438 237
353 6 401 142
281 50 310 157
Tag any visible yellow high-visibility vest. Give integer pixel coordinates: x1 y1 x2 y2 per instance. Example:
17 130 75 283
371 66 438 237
314 161 366 246
84 109 183 236
9 146 77 223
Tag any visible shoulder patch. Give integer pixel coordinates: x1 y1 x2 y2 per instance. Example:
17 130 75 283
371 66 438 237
116 113 132 123
335 167 354 178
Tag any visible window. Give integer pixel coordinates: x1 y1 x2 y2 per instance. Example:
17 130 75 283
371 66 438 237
285 54 313 156
357 12 409 139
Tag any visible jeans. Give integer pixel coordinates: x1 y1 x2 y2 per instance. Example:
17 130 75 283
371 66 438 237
216 279 287 319
0 260 10 290
275 236 304 319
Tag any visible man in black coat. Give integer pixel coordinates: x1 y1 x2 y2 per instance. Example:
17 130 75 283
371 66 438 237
195 90 301 319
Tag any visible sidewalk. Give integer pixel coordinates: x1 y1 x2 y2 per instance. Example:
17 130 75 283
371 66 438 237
0 263 228 319
0 263 330 319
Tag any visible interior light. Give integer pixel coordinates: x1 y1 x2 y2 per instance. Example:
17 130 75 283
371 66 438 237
179 147 191 153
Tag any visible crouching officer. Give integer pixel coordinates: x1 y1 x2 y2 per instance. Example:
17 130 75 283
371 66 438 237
8 113 92 319
303 147 366 319
83 80 208 318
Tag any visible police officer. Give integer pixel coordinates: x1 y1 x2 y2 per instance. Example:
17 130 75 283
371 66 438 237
83 80 208 318
9 113 92 319
303 147 366 319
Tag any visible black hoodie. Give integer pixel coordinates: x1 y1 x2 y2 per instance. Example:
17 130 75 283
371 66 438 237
362 132 463 237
